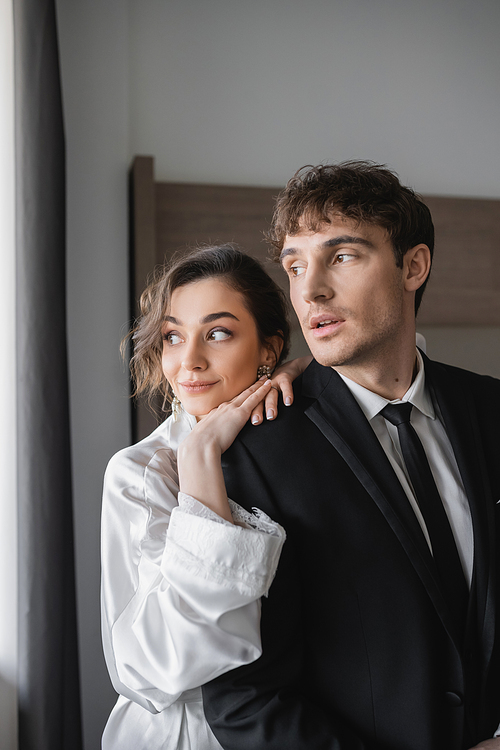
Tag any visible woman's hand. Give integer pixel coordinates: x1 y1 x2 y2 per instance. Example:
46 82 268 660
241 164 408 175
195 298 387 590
177 379 273 522
185 378 273 454
250 356 313 425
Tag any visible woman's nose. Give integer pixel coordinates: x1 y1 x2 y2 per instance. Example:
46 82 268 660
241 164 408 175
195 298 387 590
181 340 207 370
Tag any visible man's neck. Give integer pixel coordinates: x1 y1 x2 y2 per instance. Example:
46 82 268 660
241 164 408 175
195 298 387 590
333 345 419 401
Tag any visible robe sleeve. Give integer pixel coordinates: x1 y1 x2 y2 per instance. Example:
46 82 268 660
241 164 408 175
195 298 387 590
101 444 285 715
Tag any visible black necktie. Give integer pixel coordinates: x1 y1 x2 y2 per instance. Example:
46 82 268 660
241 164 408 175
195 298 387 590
380 402 468 637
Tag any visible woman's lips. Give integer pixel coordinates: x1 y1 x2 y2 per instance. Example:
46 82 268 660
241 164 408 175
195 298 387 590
178 380 219 393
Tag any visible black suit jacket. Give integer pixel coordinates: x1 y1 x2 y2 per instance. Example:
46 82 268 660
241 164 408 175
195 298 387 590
203 356 500 750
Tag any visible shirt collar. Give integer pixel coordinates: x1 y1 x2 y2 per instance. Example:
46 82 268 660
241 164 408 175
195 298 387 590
336 349 435 422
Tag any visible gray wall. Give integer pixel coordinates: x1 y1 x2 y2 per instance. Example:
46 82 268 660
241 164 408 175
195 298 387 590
129 0 500 195
56 1 500 747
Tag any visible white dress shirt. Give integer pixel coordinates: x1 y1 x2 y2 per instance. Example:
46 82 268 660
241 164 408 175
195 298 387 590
101 408 285 750
337 349 474 588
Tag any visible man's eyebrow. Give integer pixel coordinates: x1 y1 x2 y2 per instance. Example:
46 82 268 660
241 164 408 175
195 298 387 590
324 235 374 249
280 235 374 263
163 312 239 325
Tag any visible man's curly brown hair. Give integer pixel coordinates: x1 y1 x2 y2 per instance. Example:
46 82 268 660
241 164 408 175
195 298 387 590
267 161 434 314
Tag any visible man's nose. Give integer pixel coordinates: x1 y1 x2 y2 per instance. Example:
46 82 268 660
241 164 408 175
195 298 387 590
301 265 333 303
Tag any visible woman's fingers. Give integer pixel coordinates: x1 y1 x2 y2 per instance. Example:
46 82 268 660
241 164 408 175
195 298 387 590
239 379 273 412
262 385 279 421
250 386 276 424
214 379 272 424
250 404 264 424
190 380 272 456
263 375 293 421
224 381 272 439
272 374 294 408
250 374 295 424
227 377 271 410
265 356 313 417
245 357 313 426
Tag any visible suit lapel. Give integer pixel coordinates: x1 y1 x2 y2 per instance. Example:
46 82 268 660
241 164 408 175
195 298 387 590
423 355 496 670
301 360 466 651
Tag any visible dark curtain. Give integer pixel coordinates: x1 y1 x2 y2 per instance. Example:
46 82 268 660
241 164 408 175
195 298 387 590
14 0 83 747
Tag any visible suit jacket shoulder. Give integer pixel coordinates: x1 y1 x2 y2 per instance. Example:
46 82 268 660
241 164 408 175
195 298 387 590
213 356 500 749
424 355 500 401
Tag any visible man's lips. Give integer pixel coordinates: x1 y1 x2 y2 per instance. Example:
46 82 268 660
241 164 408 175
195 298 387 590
309 313 346 337
178 380 219 392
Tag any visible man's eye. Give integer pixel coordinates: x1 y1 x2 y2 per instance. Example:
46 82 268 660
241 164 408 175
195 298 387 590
163 332 182 345
289 265 306 277
208 328 231 341
334 253 355 264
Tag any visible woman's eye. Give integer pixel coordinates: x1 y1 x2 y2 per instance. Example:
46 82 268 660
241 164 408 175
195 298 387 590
207 328 231 341
163 331 182 345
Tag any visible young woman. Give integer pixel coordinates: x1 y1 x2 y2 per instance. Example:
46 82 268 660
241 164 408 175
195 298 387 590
101 245 303 750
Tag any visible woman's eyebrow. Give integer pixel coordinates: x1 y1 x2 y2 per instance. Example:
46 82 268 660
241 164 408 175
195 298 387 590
201 312 239 324
163 312 240 325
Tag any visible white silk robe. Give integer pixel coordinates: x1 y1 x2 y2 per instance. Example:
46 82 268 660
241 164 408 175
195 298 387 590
101 409 285 749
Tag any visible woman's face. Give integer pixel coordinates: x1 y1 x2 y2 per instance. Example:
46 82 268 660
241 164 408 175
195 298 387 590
162 277 272 418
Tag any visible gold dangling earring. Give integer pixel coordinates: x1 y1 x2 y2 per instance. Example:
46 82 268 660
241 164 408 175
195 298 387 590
256 365 272 380
171 395 182 421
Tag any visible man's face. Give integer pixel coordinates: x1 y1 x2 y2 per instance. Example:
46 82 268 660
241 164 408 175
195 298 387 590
281 217 410 370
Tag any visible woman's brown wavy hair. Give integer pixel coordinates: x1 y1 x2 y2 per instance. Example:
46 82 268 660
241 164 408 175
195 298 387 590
123 244 291 412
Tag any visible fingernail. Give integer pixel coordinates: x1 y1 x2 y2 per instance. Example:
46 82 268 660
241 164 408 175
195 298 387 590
285 397 292 406
252 415 260 424
267 408 275 420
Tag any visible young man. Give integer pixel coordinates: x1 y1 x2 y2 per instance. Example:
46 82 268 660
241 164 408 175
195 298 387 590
203 162 500 750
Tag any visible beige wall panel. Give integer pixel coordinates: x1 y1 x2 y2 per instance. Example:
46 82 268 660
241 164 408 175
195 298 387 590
417 327 500 379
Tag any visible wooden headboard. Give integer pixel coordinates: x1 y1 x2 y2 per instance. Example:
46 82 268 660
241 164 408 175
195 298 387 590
130 155 500 440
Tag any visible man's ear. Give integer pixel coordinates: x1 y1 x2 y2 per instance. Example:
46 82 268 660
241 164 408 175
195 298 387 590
404 244 431 293
261 334 284 370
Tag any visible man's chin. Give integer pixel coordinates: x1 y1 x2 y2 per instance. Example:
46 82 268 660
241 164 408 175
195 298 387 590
310 353 336 367
306 340 359 369
305 338 342 367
